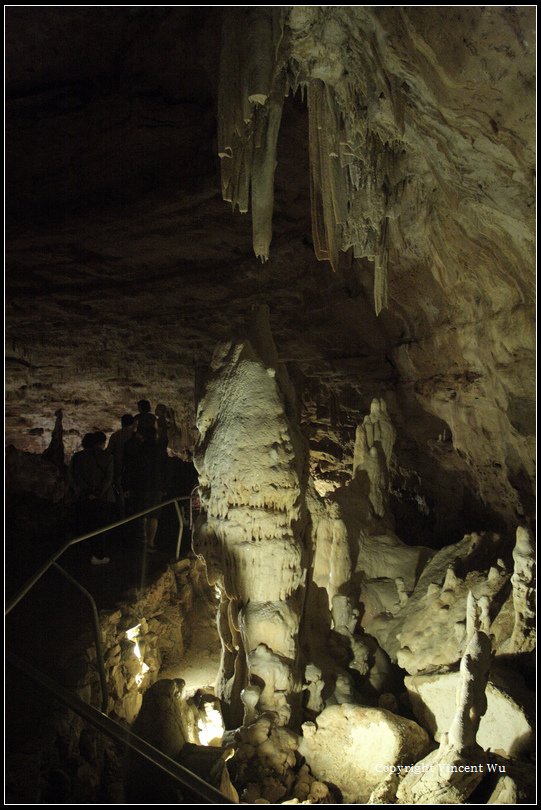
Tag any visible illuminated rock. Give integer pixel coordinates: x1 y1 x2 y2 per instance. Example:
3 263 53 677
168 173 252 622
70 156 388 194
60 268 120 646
406 669 535 759
298 704 429 803
193 306 309 724
367 532 510 672
508 525 536 653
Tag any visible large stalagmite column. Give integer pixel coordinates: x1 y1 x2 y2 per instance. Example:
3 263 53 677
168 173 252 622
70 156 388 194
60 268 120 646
193 306 308 727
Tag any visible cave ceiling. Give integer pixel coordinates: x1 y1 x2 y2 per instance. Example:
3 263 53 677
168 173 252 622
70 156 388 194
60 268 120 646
5 6 536 543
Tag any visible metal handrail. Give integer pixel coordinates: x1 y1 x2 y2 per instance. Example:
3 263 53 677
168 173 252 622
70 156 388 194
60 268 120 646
6 651 233 804
52 561 109 713
5 493 195 616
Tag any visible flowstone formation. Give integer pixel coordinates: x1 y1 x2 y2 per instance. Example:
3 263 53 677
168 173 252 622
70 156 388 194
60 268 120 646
192 314 534 803
193 305 309 727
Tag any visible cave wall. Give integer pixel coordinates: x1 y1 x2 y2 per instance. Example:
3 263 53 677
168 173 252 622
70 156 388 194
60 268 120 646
5 7 536 540
6 560 200 804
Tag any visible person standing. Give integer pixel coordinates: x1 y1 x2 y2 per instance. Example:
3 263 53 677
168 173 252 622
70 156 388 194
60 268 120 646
107 414 135 518
133 399 154 432
123 422 167 552
68 431 114 565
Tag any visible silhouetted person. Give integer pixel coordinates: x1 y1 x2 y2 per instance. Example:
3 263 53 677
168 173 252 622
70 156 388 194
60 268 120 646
107 414 135 517
133 399 156 432
68 431 114 565
123 423 167 552
155 403 170 447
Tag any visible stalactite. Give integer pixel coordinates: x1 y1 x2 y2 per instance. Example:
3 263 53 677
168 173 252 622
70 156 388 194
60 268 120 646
307 80 349 272
217 9 404 311
217 8 285 260
251 94 285 261
374 217 389 315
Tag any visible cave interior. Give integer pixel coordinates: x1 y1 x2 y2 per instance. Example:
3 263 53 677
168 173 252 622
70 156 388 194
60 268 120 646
5 6 536 806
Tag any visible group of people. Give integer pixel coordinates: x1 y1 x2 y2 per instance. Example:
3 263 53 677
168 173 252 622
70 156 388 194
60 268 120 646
68 399 191 565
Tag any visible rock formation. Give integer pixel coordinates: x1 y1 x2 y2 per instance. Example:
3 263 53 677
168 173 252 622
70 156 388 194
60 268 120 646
299 704 429 803
218 8 286 261
509 525 536 653
4 6 536 806
406 668 534 759
193 306 309 726
396 599 492 804
364 532 510 672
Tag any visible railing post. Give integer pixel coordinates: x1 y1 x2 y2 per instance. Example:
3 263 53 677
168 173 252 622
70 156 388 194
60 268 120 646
6 495 192 617
52 562 109 713
173 500 184 561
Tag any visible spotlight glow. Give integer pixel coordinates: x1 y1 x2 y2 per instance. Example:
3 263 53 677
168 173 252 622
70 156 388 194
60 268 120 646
126 623 150 687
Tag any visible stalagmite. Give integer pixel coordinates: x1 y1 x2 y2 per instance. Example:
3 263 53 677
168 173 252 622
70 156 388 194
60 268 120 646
509 525 536 653
362 398 396 471
193 306 308 725
240 684 261 727
328 502 352 603
311 500 352 611
396 595 492 804
303 664 325 714
42 408 65 470
447 596 492 752
352 421 388 517
405 669 535 759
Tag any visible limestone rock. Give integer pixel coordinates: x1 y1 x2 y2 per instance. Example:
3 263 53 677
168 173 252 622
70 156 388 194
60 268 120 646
357 530 432 594
367 773 399 804
508 525 535 653
395 744 486 805
5 7 536 540
298 704 429 803
367 532 509 672
311 501 352 609
484 758 537 805
447 623 491 752
131 678 187 757
193 307 309 721
231 716 300 804
114 690 142 725
487 774 518 804
405 669 534 758
398 615 492 804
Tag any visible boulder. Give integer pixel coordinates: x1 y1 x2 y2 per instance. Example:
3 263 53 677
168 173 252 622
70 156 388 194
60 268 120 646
298 704 429 803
